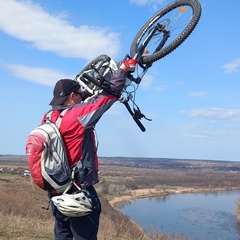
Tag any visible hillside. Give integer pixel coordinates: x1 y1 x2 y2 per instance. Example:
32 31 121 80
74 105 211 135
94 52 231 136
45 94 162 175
1 155 240 239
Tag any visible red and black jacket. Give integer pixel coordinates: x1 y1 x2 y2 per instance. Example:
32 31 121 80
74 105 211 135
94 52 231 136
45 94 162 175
42 69 127 187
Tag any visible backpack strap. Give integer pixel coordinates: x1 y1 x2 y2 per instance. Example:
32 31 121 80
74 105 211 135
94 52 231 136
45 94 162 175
55 109 68 128
75 160 93 184
45 108 93 194
45 108 68 128
45 111 53 122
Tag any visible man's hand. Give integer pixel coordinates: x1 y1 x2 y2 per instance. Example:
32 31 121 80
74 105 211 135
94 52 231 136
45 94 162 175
122 59 137 72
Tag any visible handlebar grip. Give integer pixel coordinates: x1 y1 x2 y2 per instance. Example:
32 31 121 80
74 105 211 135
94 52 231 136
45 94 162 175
133 116 146 132
82 73 101 87
123 102 146 132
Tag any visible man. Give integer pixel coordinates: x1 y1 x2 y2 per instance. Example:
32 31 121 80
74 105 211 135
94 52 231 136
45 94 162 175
43 59 137 240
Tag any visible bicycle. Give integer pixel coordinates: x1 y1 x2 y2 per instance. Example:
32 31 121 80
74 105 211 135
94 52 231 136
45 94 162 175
75 0 202 132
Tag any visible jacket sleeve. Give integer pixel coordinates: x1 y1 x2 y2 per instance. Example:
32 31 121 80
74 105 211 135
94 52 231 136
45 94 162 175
108 68 127 95
75 68 127 128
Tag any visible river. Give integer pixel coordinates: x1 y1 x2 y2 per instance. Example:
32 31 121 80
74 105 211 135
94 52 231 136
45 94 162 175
117 190 240 240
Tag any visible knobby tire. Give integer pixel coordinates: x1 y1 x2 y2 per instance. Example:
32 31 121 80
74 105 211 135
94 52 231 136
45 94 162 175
130 0 202 65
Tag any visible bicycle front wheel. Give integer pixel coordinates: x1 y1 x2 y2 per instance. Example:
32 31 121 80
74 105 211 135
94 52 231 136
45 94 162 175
130 0 201 65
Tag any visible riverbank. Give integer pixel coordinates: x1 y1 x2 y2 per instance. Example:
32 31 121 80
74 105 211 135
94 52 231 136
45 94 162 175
115 189 240 240
109 186 240 207
2 157 240 239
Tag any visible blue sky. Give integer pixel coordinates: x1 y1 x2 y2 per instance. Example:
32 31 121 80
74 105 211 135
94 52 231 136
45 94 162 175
0 0 240 161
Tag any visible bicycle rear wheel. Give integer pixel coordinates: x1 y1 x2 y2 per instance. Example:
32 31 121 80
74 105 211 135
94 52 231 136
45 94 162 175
130 0 201 65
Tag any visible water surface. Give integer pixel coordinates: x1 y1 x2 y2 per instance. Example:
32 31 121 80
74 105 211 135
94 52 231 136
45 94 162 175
117 191 240 240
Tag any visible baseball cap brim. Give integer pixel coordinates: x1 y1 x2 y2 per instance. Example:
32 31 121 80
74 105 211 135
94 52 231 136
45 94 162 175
49 95 68 106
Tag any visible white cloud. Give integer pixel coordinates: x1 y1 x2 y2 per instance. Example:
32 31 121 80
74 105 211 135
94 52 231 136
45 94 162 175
222 58 240 73
154 85 169 91
140 74 153 89
4 63 69 87
130 0 164 6
188 91 207 97
183 108 240 121
0 0 121 60
139 71 168 91
106 103 124 116
130 0 165 11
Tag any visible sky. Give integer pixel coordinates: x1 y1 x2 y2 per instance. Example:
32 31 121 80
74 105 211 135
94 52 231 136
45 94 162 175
0 0 240 161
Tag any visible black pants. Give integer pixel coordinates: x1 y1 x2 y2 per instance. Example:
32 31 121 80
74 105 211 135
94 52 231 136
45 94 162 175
50 186 101 240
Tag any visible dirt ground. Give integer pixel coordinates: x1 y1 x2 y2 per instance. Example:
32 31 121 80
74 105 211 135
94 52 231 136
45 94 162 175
109 186 240 207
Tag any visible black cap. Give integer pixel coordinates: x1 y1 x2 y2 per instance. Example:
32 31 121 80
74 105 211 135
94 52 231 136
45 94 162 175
49 79 80 106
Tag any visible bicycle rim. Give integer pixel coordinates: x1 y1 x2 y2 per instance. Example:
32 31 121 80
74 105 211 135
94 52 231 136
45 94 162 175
130 0 201 65
75 54 111 91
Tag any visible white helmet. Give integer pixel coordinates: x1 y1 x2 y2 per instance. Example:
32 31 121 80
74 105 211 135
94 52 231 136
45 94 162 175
51 191 92 217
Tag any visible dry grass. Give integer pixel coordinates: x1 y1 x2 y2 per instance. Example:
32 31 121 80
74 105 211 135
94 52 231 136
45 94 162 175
0 174 189 240
3 159 239 240
0 212 53 240
0 175 53 239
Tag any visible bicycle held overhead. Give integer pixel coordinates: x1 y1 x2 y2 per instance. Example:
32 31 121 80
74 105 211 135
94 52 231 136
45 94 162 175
75 0 202 132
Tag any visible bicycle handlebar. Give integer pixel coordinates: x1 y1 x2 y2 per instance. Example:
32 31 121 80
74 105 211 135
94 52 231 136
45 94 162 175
82 73 146 132
82 73 101 87
123 101 146 132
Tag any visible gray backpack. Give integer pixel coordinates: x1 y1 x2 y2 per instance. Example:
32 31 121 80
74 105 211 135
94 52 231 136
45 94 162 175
26 109 72 193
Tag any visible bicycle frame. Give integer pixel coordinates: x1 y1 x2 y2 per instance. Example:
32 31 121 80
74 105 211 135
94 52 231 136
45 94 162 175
75 0 201 131
75 23 169 132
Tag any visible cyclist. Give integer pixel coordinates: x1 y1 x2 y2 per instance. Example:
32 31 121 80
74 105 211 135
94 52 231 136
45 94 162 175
43 58 137 240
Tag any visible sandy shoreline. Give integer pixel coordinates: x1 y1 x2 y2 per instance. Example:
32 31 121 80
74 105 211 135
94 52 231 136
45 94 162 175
109 186 240 207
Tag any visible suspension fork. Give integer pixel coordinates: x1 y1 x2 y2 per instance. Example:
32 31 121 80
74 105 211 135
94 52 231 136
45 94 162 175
134 23 170 61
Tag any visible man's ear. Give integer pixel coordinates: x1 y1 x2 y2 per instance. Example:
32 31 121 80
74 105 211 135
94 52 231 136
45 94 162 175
69 92 75 100
62 93 74 106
